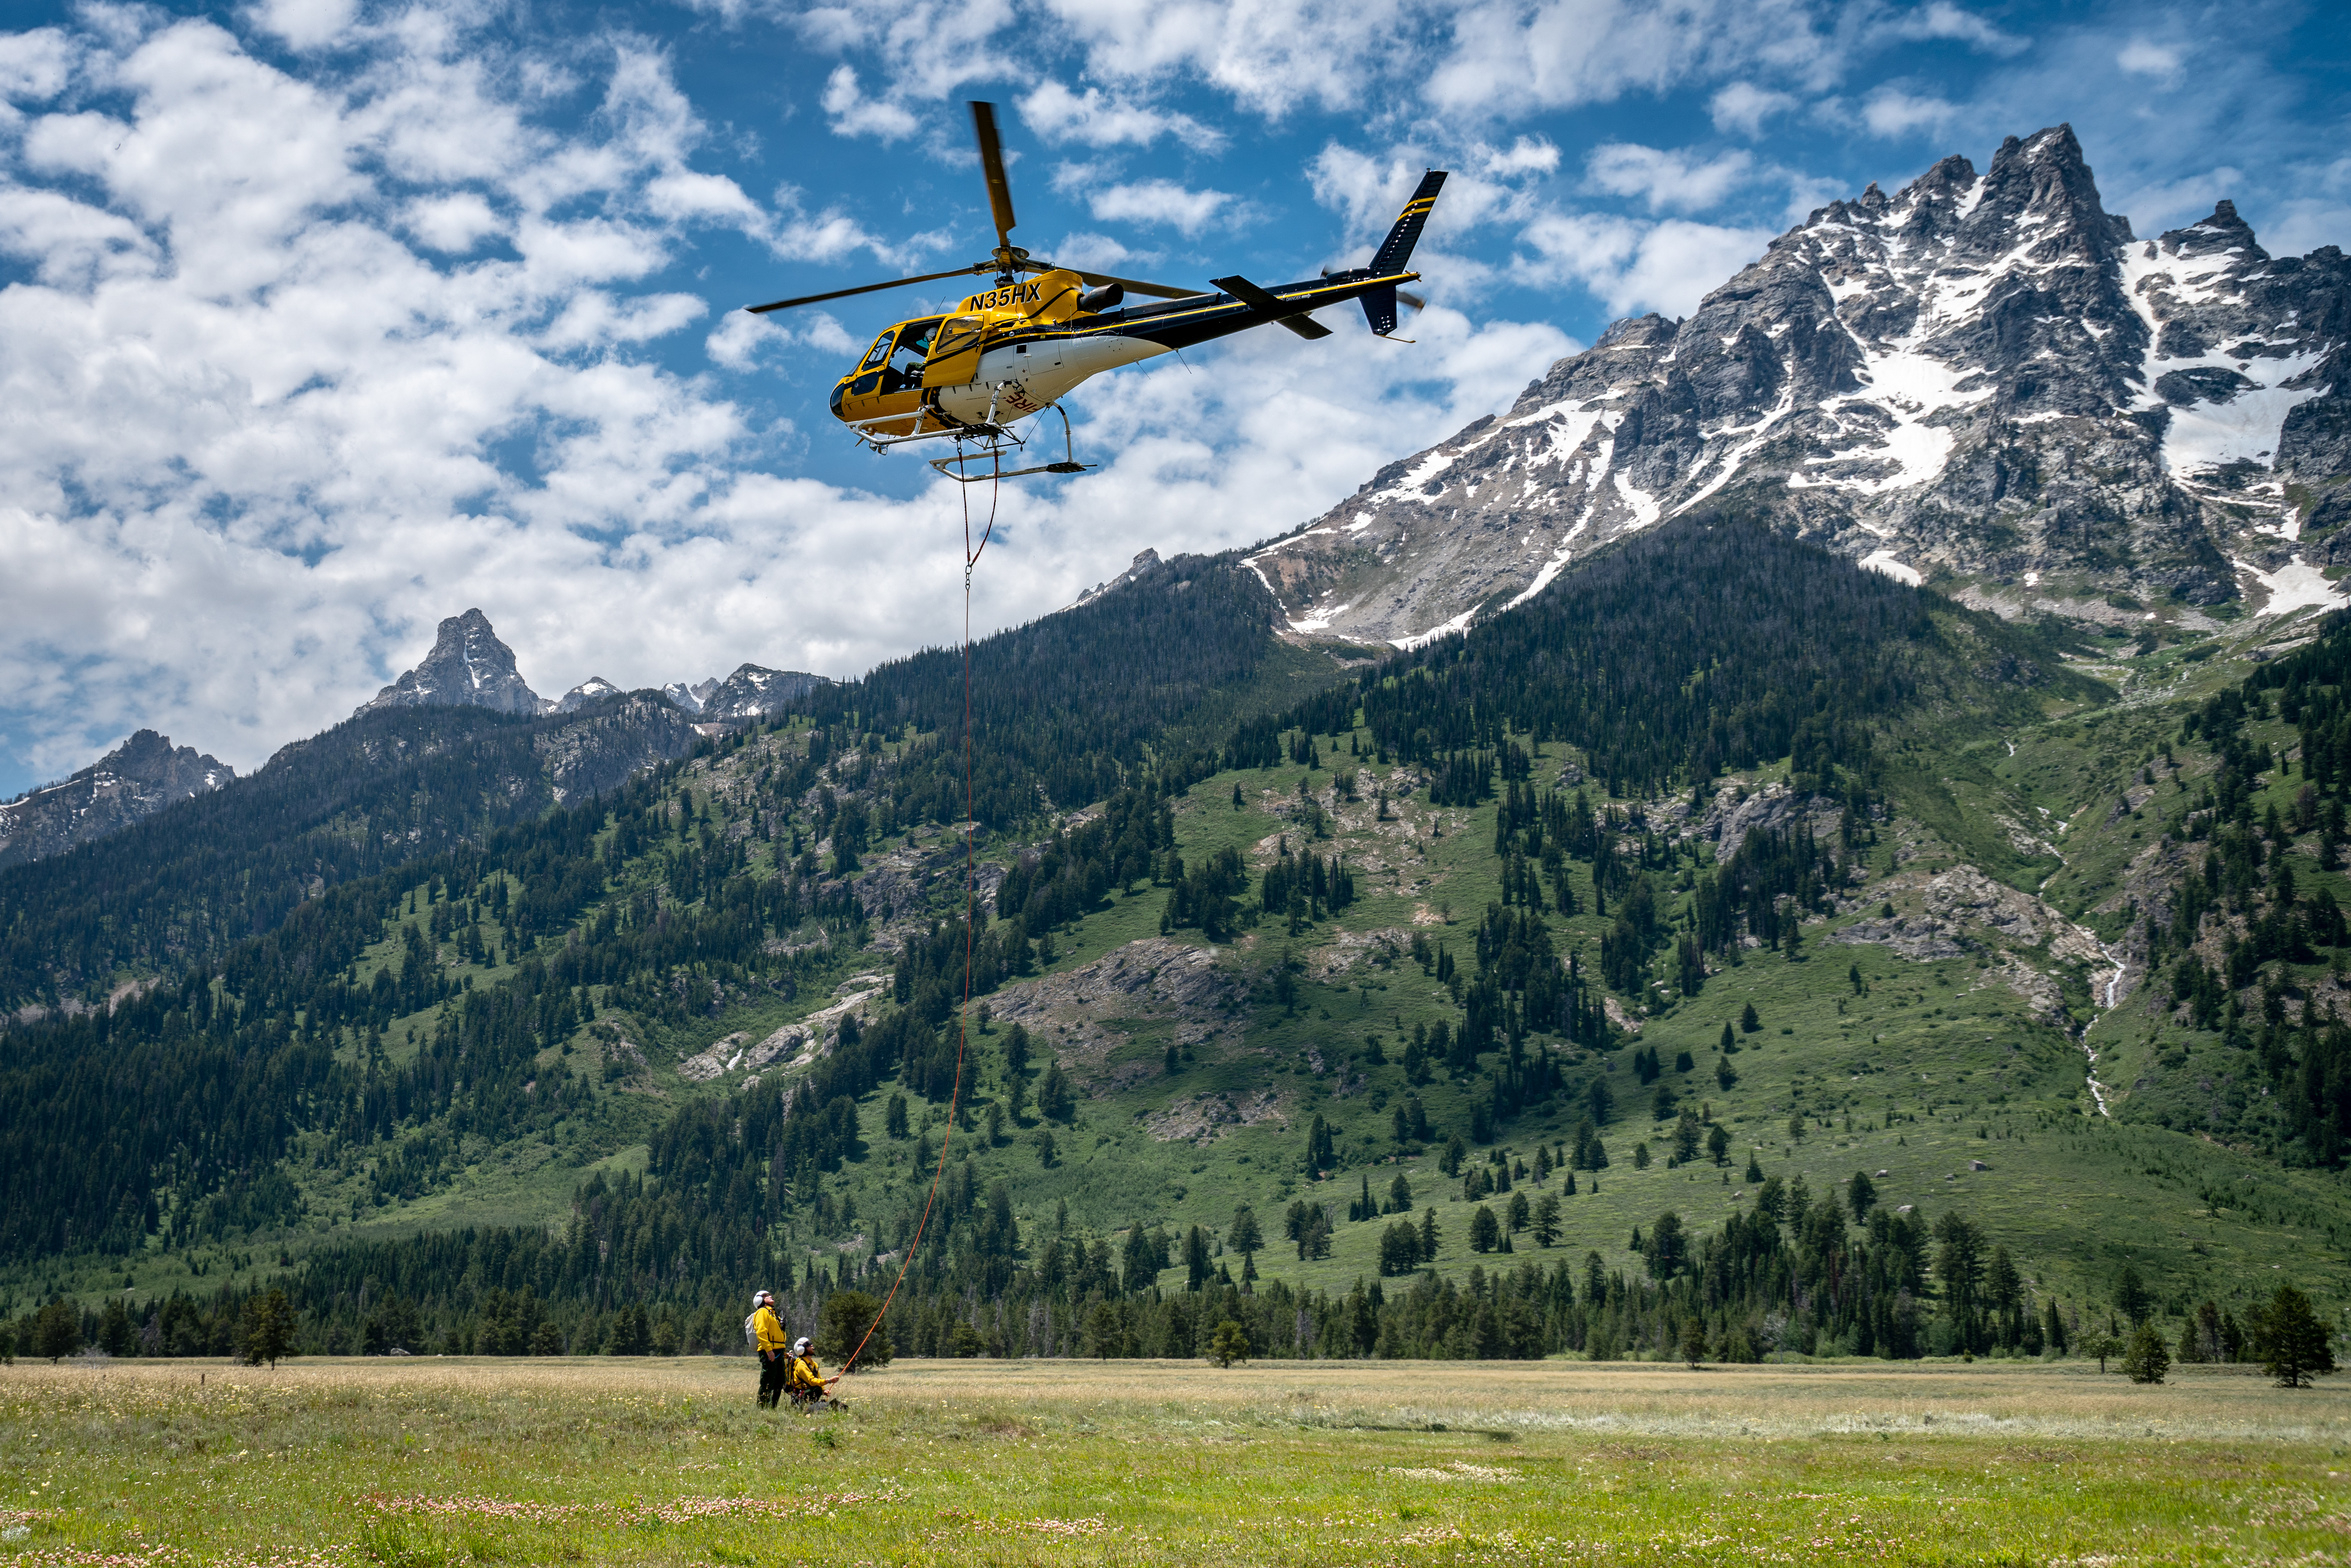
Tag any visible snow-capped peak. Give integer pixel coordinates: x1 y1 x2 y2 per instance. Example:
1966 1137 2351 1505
1241 123 2350 646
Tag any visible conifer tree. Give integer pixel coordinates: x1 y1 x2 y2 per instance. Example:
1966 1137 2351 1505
2252 1284 2337 1388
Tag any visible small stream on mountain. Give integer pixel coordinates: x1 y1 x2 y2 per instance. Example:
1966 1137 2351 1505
2041 829 2123 1119
2078 934 2128 1119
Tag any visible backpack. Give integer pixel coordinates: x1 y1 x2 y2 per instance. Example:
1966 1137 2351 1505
743 1312 760 1348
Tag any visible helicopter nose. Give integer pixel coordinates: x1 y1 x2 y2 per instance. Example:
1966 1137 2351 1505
829 380 847 419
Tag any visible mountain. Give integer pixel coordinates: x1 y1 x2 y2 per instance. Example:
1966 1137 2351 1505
0 615 686 880
14 520 2348 1366
357 608 543 716
349 610 821 723
0 730 233 871
1250 124 2349 648
0 693 699 1007
555 678 623 713
7 520 2350 1369
698 664 829 722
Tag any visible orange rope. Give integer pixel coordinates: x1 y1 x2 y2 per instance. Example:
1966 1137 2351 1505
838 439 1000 1377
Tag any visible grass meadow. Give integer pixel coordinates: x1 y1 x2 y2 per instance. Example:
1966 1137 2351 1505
6 1357 2350 1566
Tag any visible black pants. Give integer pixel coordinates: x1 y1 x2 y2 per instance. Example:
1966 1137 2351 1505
757 1350 787 1408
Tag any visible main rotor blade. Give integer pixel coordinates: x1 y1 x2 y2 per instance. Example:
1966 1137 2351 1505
1074 268 1212 302
743 265 988 315
971 101 1018 251
1019 259 1208 302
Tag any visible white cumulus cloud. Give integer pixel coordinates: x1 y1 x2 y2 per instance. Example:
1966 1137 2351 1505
1710 81 1797 136
1860 85 1959 137
1880 2 2027 56
1055 165 1239 236
821 64 920 141
1513 210 1771 317
1478 136 1562 177
1586 142 1754 213
2117 38 2185 85
1017 79 1225 152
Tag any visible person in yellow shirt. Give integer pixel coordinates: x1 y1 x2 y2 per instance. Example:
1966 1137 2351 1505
749 1290 789 1409
787 1336 840 1411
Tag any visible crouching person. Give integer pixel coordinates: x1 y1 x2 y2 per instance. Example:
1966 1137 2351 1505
788 1337 843 1412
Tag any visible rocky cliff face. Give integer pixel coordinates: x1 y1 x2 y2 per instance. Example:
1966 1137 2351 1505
0 730 233 869
1249 124 2350 647
661 678 720 713
357 608 543 716
533 694 703 803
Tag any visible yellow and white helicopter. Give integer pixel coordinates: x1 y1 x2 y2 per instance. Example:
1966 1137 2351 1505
746 103 1445 481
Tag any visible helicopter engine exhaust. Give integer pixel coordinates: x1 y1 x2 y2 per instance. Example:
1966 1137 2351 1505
1078 282 1124 313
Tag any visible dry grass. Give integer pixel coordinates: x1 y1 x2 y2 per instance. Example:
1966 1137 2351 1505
859 1356 2351 1442
5 1357 2350 1565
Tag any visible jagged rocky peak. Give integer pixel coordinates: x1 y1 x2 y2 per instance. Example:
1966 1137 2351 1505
1243 124 2351 650
661 677 721 713
0 729 234 870
358 608 542 717
698 665 827 722
1073 549 1165 609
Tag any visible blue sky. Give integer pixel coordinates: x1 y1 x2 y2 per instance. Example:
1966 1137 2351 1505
0 0 2346 797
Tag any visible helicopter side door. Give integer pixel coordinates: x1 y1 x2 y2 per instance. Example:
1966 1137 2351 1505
921 314 988 388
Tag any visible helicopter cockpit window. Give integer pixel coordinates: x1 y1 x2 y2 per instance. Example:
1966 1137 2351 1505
881 317 944 391
858 331 894 371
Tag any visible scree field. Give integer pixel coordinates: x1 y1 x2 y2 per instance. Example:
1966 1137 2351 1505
5 1358 2350 1565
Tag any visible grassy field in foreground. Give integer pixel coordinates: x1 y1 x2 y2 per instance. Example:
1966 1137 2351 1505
6 1359 2351 1566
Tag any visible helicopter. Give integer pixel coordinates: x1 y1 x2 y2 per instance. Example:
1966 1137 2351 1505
745 102 1446 481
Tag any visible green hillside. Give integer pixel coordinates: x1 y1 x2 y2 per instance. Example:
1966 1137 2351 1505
4 518 2347 1372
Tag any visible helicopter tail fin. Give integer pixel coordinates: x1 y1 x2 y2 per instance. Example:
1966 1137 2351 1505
1363 170 1443 335
1368 170 1446 277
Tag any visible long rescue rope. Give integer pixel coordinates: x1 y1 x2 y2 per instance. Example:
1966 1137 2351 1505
835 440 1001 1378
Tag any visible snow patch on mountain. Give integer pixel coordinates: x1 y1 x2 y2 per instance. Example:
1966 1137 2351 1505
2164 378 2329 473
1861 550 1925 586
555 677 622 713
2237 555 2347 619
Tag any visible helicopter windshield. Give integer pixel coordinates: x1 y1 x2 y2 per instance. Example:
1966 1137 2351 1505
858 331 893 371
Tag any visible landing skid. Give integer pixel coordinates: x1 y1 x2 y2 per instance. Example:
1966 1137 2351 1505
923 405 1094 484
930 447 1089 484
850 396 1093 484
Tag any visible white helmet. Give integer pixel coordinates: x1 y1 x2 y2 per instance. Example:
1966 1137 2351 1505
751 1290 771 1307
793 1337 812 1354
